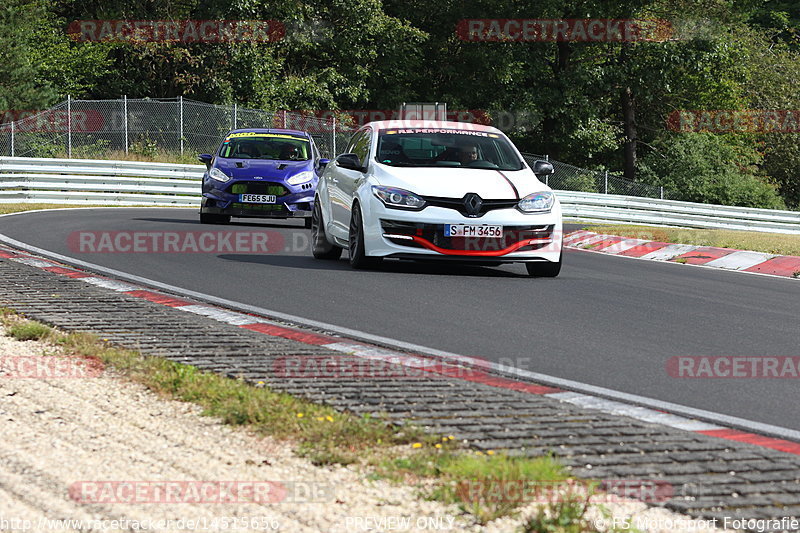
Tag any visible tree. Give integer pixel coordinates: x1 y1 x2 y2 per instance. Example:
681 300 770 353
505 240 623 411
0 0 58 110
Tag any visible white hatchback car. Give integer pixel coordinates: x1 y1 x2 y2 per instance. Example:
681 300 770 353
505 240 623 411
311 120 563 277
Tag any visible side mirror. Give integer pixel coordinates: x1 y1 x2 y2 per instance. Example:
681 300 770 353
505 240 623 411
318 158 331 170
198 154 213 170
532 160 554 177
336 153 364 172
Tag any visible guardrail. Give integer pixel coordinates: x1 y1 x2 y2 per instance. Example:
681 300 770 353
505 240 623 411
0 157 203 207
2 157 799 233
558 191 800 234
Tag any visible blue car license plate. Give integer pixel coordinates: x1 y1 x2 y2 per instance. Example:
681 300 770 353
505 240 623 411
239 194 277 204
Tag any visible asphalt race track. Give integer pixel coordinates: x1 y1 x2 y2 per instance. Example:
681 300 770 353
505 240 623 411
2 208 798 431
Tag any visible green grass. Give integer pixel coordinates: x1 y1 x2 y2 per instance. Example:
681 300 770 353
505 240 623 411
584 224 800 256
35 149 201 165
425 453 568 524
103 150 201 165
0 203 194 215
521 492 636 533
6 321 52 341
1 314 623 527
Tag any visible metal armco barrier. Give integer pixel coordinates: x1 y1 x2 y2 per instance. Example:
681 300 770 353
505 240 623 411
0 157 202 207
558 191 800 234
2 157 799 233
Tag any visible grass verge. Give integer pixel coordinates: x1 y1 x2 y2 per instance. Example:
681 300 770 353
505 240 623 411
1 312 621 530
583 224 800 256
0 204 177 215
23 150 200 165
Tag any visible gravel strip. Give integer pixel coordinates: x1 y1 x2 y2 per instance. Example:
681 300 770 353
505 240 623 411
0 322 739 533
1 254 793 531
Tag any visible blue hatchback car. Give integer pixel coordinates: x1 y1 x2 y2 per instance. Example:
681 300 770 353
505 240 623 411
198 129 329 227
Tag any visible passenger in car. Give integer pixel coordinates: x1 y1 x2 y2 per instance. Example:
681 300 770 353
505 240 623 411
237 143 260 158
379 142 409 164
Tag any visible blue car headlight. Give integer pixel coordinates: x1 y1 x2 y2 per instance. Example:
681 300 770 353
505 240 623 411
517 191 555 213
287 171 314 185
371 186 427 210
209 168 231 183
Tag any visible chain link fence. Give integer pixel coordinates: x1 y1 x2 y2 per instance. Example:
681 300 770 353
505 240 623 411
0 97 674 199
0 97 350 160
521 153 678 200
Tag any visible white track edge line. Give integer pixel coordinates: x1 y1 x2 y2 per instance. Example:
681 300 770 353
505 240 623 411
2 231 800 443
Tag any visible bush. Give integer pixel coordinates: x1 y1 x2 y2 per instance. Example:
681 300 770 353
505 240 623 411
638 132 785 209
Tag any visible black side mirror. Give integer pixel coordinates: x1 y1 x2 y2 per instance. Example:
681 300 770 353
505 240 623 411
318 158 331 170
532 160 554 177
198 154 213 170
336 153 364 172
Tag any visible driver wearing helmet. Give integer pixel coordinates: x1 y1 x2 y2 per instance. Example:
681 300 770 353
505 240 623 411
280 144 300 160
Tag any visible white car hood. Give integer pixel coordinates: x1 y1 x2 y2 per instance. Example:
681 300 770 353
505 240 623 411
371 165 549 199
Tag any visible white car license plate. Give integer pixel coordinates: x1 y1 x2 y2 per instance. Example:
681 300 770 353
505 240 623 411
445 224 503 238
239 194 277 204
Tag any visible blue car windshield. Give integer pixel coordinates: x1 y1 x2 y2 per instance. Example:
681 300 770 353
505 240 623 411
376 128 524 171
219 133 311 161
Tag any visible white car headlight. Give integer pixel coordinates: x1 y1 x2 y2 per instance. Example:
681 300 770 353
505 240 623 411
209 168 232 183
287 171 314 185
371 186 427 210
517 191 555 213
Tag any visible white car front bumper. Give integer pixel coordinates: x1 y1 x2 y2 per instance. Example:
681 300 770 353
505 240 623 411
359 196 563 263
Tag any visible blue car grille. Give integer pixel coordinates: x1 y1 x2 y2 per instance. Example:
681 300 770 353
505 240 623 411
229 182 289 197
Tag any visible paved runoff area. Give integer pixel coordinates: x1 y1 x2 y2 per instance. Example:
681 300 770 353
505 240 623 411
1 247 799 532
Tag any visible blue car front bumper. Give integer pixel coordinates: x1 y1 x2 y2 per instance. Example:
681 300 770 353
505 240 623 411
201 179 315 218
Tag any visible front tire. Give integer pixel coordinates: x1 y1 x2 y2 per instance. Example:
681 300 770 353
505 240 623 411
311 200 342 260
348 203 382 269
200 213 230 224
525 258 561 277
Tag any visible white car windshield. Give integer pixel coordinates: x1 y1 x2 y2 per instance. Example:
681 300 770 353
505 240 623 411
376 128 524 171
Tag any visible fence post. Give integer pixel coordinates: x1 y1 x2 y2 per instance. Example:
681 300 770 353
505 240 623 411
544 155 549 185
233 103 238 129
332 116 336 155
124 96 129 154
10 121 14 157
179 96 184 154
67 95 72 157
660 186 664 200
281 110 286 129
604 170 608 194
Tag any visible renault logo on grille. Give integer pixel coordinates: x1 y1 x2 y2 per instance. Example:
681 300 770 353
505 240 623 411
463 193 483 217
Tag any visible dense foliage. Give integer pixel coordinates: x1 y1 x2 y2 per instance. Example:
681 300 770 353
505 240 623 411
6 0 800 207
